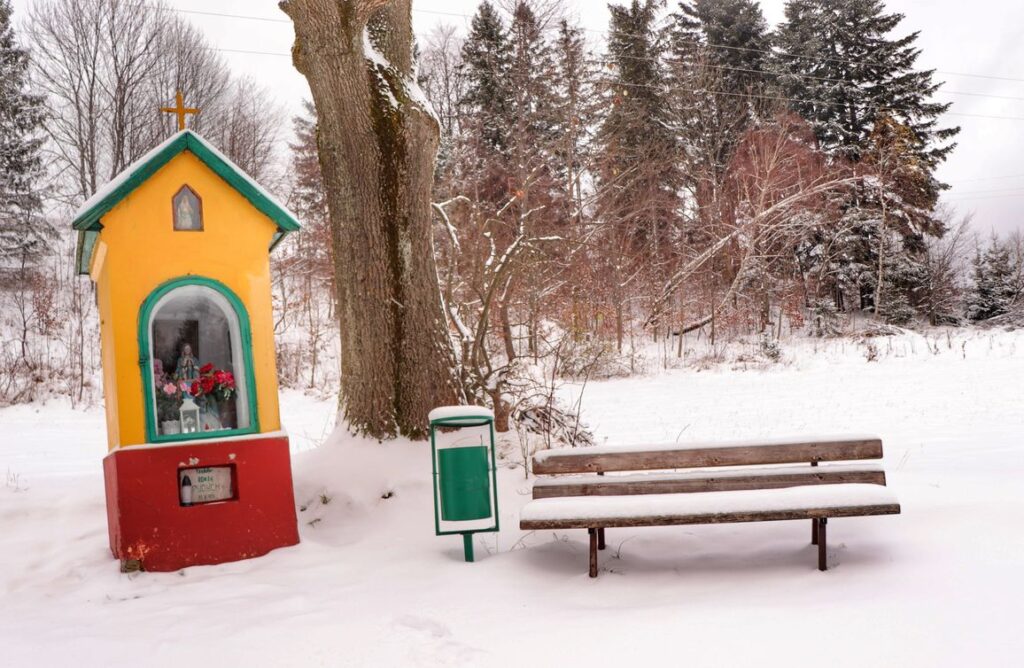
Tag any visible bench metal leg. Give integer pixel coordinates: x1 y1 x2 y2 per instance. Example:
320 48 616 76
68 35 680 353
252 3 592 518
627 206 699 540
596 472 607 551
596 472 606 552
810 461 820 546
588 528 598 578
817 518 828 571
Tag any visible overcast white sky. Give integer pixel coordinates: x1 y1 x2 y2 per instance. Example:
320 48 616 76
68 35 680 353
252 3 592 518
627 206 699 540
12 0 1024 234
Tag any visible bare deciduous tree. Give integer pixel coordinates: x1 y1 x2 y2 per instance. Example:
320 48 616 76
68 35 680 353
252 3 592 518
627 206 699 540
145 17 231 142
29 0 277 201
419 25 465 138
209 76 285 183
647 114 861 332
922 210 972 325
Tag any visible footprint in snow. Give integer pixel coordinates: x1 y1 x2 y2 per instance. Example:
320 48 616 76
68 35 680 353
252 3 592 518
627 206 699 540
394 614 453 639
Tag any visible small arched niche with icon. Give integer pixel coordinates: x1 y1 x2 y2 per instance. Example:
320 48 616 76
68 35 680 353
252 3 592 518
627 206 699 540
172 184 203 231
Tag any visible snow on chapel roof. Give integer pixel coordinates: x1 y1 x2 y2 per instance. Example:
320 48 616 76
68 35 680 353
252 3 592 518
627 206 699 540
71 130 301 233
72 130 300 275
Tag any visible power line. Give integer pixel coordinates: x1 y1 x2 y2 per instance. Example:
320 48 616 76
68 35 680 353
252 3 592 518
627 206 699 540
949 185 1024 196
599 78 1024 122
156 4 1024 125
587 56 1024 104
161 5 1024 86
211 46 290 58
159 7 289 24
179 46 1024 122
22 18 1024 125
27 5 1024 190
197 41 1024 122
946 191 1024 201
957 172 1024 183
196 46 1024 111
188 47 1024 123
411 5 1024 86
540 72 1024 123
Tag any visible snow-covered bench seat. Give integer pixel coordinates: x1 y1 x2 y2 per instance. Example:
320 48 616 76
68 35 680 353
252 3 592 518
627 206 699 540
521 436 900 577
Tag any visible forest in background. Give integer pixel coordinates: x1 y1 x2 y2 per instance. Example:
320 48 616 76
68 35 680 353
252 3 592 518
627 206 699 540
3 0 1024 436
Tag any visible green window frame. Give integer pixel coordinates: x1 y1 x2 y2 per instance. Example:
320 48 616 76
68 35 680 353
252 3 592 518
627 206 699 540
138 276 260 443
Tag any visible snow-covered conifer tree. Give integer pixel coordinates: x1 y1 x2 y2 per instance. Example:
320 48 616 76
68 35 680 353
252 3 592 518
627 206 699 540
774 0 957 168
666 0 771 239
460 2 513 155
0 0 48 277
595 0 681 254
550 19 593 219
967 238 1019 322
774 0 959 316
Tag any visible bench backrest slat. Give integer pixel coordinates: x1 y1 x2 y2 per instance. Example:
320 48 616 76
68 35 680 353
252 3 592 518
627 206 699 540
532 467 886 498
531 437 883 475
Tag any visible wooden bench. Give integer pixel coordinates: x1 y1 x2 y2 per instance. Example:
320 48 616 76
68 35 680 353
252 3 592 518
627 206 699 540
519 436 900 577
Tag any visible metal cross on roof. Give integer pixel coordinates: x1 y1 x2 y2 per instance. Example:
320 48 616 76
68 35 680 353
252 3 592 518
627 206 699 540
160 91 199 131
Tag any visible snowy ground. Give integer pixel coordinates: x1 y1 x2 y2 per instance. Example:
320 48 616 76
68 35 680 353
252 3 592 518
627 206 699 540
2 330 1023 666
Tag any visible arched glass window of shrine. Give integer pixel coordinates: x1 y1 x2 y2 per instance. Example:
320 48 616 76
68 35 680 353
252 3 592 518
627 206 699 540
147 284 252 437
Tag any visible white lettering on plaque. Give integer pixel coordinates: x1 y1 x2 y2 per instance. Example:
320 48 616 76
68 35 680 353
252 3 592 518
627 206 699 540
179 466 234 504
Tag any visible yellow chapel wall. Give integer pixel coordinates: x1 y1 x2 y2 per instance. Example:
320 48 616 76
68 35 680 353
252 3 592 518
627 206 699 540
91 150 283 449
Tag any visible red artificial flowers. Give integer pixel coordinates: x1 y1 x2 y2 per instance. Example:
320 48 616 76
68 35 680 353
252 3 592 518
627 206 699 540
188 365 236 401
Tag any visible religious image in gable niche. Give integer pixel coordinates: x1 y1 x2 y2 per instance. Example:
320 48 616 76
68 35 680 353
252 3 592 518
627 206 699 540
173 185 203 231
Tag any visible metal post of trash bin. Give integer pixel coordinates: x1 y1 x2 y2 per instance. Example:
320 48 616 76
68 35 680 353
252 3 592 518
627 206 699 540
429 406 500 562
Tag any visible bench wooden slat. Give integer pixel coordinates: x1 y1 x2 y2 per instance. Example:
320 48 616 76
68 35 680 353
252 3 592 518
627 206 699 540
531 436 883 475
520 503 901 530
532 465 887 499
520 483 901 530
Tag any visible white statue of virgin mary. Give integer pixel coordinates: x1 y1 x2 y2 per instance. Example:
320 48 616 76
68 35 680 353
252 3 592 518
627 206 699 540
176 194 199 230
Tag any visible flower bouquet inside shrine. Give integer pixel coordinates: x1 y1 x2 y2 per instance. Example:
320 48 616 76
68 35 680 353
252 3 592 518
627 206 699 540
155 362 238 435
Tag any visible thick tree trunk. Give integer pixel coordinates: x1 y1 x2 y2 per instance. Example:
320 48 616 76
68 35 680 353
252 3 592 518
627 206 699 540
281 0 459 440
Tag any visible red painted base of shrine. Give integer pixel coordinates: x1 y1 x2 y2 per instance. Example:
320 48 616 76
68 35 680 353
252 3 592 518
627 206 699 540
103 433 299 572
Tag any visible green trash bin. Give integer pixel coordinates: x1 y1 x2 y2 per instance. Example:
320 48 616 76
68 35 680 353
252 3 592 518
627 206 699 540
438 446 492 521
429 406 499 562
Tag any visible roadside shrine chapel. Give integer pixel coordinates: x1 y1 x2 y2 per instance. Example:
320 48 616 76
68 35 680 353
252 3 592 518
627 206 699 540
72 94 301 572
